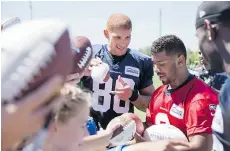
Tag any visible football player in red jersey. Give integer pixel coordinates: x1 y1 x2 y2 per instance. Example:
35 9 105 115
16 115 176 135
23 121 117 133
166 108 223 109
106 35 219 151
143 35 218 151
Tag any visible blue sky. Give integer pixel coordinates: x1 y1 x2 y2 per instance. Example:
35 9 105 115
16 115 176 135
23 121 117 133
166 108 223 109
1 1 201 50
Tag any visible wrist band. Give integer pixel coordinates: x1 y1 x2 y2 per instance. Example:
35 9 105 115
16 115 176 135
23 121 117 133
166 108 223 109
129 89 138 102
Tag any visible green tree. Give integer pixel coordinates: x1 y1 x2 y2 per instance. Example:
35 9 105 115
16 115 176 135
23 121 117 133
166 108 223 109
139 46 151 56
186 49 200 67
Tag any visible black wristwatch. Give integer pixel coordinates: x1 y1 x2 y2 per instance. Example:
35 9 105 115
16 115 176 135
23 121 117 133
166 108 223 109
129 89 139 102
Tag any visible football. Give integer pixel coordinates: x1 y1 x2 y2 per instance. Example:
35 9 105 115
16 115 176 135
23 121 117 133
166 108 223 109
91 62 110 83
1 19 73 103
143 124 188 141
71 36 93 74
107 113 144 146
123 113 145 135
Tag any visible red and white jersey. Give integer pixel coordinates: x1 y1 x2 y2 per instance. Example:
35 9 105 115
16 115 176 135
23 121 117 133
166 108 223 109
146 76 219 137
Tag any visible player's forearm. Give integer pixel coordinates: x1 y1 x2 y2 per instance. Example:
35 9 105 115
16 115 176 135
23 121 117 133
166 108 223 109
123 140 192 151
122 141 174 151
173 136 213 151
173 143 211 151
122 142 148 151
131 94 151 112
80 133 110 150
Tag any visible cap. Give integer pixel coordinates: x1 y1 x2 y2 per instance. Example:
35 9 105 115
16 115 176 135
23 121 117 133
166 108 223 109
195 1 230 29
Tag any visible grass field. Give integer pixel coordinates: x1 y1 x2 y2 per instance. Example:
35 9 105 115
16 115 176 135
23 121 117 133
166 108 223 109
134 74 162 121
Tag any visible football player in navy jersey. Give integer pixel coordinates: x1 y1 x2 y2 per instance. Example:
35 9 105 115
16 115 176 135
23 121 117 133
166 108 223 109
81 13 155 129
195 1 230 151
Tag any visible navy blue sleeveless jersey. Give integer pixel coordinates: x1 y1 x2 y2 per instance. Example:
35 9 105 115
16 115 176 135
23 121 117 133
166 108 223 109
212 77 230 151
81 44 153 129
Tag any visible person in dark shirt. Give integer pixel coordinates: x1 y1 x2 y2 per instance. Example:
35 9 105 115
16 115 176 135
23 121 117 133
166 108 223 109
195 1 230 150
198 51 228 92
81 13 155 129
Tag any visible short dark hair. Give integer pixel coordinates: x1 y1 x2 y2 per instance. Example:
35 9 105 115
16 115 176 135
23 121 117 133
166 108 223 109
151 35 187 59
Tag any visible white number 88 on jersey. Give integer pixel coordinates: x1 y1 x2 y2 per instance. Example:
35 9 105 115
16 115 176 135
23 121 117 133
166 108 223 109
92 77 135 113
